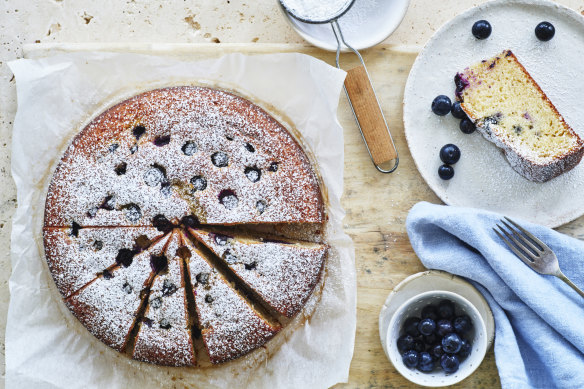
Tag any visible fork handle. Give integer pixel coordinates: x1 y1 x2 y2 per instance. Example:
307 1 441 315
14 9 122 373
556 271 584 298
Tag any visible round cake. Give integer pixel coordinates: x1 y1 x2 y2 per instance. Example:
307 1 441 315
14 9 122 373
42 86 328 366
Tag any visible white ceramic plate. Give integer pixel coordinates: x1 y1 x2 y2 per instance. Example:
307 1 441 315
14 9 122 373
279 0 410 51
403 0 584 228
378 270 495 357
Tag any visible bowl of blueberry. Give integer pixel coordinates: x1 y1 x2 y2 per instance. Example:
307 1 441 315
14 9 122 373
386 290 487 387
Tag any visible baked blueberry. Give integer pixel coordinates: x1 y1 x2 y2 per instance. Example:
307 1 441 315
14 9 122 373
438 300 455 319
453 315 472 334
213 233 231 246
159 318 171 329
211 151 229 167
162 279 177 296
436 319 454 337
397 334 415 353
196 272 209 285
245 142 255 152
244 167 261 182
150 254 168 273
421 305 439 321
460 118 476 134
144 165 166 186
93 240 104 251
458 339 472 358
116 248 134 267
191 175 207 192
451 101 467 119
114 162 127 175
438 164 455 180
268 162 279 172
180 215 199 228
535 21 555 41
439 144 461 165
442 333 463 354
152 214 174 233
182 141 198 156
402 350 419 369
218 189 238 209
123 203 142 223
132 125 146 140
122 282 133 294
418 318 437 336
244 261 257 270
440 354 460 374
160 181 171 196
256 200 267 214
150 297 162 309
70 221 81 237
100 195 116 211
403 317 421 337
418 352 435 372
223 249 238 265
205 294 214 304
431 95 452 116
154 135 171 147
472 20 492 39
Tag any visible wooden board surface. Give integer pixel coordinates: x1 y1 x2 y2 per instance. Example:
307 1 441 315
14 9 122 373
25 43 502 388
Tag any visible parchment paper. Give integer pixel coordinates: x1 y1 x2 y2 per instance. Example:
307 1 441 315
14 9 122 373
7 51 355 388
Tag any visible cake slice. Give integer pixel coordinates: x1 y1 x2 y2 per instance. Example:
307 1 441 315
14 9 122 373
65 233 171 352
132 232 196 366
455 49 584 182
188 227 327 318
180 231 281 364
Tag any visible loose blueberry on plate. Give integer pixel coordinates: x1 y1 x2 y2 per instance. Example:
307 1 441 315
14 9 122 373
438 300 455 319
439 144 461 165
472 20 492 40
431 95 452 116
404 317 421 337
397 334 415 353
418 352 435 372
460 118 476 134
440 354 460 374
451 101 467 119
436 319 454 337
402 350 419 368
535 21 555 41
442 333 463 354
418 318 437 336
438 164 455 180
454 314 472 333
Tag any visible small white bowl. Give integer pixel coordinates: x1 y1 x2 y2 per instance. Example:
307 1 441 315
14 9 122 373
386 290 488 387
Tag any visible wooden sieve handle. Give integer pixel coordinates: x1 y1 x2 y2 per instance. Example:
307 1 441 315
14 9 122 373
344 64 397 166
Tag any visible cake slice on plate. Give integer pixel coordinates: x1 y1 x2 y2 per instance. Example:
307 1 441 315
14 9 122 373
455 49 584 182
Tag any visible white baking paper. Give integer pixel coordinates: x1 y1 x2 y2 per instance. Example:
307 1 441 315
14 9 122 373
7 51 355 388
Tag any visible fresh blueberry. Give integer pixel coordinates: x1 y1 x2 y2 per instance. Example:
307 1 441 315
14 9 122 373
431 95 452 116
418 318 437 336
440 354 460 374
402 350 419 369
438 300 455 319
438 164 455 180
424 333 439 346
460 118 476 134
458 339 472 359
453 315 472 334
432 343 445 359
412 339 425 353
421 305 439 321
417 351 435 372
472 20 492 39
451 101 467 119
439 144 461 165
442 333 463 354
403 317 421 337
397 334 415 353
535 21 555 41
436 319 454 337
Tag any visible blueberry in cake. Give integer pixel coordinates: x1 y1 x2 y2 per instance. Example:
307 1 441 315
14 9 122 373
455 50 584 182
43 86 328 366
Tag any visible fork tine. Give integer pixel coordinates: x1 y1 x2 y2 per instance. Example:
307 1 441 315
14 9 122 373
495 224 537 263
504 217 550 251
493 227 535 267
500 219 541 255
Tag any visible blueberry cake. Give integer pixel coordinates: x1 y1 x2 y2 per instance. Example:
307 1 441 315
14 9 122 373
455 50 584 182
43 86 328 366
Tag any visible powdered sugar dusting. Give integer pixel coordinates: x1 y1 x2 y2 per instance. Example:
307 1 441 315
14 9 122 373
282 0 353 21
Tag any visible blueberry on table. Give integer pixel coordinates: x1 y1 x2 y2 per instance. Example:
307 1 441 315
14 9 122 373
421 305 439 321
418 318 437 336
460 118 476 134
431 95 452 116
436 319 454 337
402 350 419 368
403 317 421 337
451 101 467 119
472 20 492 40
535 21 555 41
438 164 455 180
442 333 463 354
438 300 455 319
418 352 435 372
397 334 415 353
440 144 461 165
440 354 460 374
453 314 472 334
458 339 472 358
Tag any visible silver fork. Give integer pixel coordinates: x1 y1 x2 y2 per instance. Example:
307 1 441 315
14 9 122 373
494 217 584 298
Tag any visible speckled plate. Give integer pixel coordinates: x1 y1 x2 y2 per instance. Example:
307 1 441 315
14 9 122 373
378 270 495 357
403 0 584 228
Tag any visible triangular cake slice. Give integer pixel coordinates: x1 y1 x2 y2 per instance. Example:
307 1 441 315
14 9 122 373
43 226 165 298
180 231 280 364
188 228 327 318
65 233 170 352
132 231 196 366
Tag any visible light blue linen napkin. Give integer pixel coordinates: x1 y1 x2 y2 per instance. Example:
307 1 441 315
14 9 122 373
406 202 584 389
